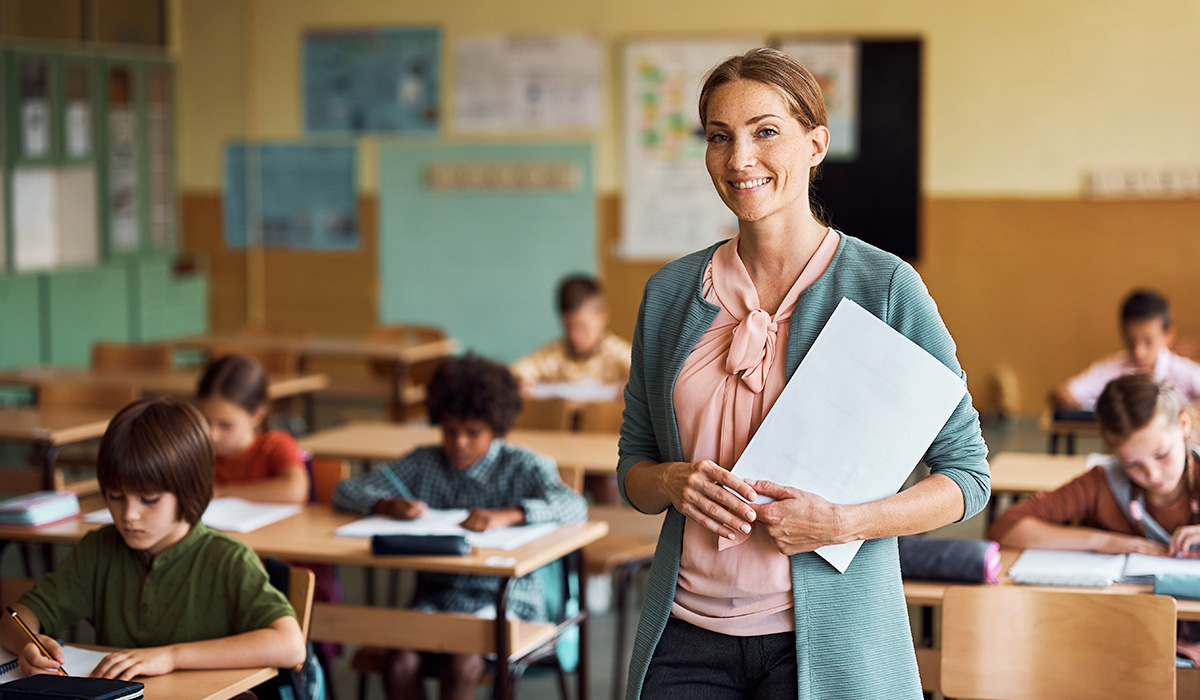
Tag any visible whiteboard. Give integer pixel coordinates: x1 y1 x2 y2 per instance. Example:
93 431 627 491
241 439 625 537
454 35 603 132
619 38 762 260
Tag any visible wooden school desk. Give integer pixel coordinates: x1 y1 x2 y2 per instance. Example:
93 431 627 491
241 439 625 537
0 407 113 491
903 547 1200 697
985 451 1090 523
170 332 457 422
298 421 619 476
0 503 608 700
1039 409 1099 454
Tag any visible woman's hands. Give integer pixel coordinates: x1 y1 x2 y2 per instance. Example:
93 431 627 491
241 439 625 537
751 480 855 555
660 460 758 539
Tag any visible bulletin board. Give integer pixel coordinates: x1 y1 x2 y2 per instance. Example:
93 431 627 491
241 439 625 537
378 142 595 363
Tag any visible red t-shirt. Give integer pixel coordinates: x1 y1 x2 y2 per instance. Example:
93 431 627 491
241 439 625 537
213 430 304 485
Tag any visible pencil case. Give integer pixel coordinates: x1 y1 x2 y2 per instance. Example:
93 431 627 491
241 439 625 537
898 537 1001 584
371 534 471 556
0 674 143 700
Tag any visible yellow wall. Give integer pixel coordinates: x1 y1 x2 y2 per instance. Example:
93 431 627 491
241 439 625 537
174 0 1200 414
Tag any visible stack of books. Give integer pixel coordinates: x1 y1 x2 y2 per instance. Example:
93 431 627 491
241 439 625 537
0 492 80 527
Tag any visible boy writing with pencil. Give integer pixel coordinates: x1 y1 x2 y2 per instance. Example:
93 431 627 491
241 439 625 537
1054 289 1200 410
0 397 305 680
333 355 586 700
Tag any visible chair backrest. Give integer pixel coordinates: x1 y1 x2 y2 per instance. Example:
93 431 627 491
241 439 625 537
558 465 584 494
211 345 300 376
307 456 350 505
514 397 571 431
37 381 139 412
91 342 174 372
288 566 316 644
367 325 448 380
576 399 625 433
940 586 1177 700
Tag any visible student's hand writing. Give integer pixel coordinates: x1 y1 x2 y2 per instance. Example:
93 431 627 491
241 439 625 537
16 636 64 676
1169 524 1200 558
751 480 850 556
460 508 524 532
659 460 757 540
91 647 175 680
375 498 428 520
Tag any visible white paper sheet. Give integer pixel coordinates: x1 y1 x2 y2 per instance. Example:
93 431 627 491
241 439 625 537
85 498 300 534
1122 552 1200 581
1008 549 1129 587
334 511 558 551
0 644 111 682
729 298 966 572
527 380 622 401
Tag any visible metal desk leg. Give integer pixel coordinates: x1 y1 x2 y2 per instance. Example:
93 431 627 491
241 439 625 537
389 361 409 423
612 563 635 700
1048 432 1060 455
492 576 517 700
575 550 590 700
34 442 60 491
1066 433 1077 455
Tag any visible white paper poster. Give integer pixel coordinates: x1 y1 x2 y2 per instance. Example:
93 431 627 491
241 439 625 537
455 35 603 132
66 101 93 158
775 39 859 161
108 108 140 251
620 38 761 259
21 99 50 158
13 168 58 271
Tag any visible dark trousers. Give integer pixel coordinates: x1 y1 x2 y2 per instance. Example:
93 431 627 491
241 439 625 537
641 617 797 700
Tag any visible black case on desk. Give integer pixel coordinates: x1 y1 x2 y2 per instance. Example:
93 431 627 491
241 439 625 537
0 675 143 700
371 534 471 556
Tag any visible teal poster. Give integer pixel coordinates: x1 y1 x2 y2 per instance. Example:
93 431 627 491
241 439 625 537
304 27 441 134
223 143 358 249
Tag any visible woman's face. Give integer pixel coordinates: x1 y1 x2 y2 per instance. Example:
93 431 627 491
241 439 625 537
1112 411 1192 497
703 79 829 224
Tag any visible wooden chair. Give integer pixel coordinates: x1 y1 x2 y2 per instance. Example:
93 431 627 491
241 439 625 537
307 456 350 505
210 345 301 376
36 381 139 412
576 399 625 433
91 341 174 372
514 398 571 431
940 586 1177 700
368 324 449 421
558 465 584 494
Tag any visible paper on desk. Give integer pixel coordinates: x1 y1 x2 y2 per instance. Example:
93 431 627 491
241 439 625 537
85 497 300 533
334 510 558 550
728 298 966 573
527 380 623 402
0 643 111 682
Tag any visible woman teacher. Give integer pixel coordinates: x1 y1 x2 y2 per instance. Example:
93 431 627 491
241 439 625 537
618 48 990 699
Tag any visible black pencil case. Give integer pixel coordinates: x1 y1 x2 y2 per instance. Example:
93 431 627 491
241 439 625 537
371 534 471 556
898 537 1001 584
0 674 144 700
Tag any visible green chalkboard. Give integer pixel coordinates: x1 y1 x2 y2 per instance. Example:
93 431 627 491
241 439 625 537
378 142 594 363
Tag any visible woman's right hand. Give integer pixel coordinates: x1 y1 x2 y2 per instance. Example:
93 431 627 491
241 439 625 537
660 460 758 539
18 636 64 676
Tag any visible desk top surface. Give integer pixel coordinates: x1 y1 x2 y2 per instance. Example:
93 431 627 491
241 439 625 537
299 421 619 473
0 407 114 443
989 451 1090 494
0 367 329 400
0 501 608 578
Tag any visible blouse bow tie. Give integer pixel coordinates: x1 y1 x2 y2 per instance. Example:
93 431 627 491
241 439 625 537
726 309 778 393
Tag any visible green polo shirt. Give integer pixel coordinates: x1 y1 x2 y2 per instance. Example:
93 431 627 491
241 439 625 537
20 523 295 648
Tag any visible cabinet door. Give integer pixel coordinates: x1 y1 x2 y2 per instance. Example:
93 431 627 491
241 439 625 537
145 63 174 248
43 264 130 365
0 274 43 367
15 53 54 163
61 58 95 162
104 63 142 254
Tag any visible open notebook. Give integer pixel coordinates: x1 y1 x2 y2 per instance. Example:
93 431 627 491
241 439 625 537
0 644 110 682
1008 549 1200 587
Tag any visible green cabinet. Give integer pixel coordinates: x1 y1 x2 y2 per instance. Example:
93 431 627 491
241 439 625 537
0 273 42 368
128 254 208 341
42 264 130 365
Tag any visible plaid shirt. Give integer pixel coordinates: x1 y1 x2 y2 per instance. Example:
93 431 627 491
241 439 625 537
332 440 587 621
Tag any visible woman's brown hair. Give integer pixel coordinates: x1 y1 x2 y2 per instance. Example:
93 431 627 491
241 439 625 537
698 47 829 183
197 354 270 415
98 396 214 525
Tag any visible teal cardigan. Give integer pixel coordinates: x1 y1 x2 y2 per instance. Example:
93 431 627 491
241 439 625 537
617 233 990 700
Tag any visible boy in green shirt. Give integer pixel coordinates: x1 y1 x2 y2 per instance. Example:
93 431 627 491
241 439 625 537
0 396 305 680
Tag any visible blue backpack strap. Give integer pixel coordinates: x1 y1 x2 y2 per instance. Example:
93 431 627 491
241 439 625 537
1100 458 1172 545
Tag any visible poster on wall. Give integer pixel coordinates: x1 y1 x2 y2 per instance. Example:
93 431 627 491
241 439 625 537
108 107 140 252
304 27 441 134
620 38 762 260
454 35 603 132
223 142 358 250
775 38 859 161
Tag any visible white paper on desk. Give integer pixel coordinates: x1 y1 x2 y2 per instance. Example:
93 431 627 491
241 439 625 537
1122 552 1200 582
84 497 300 533
0 644 111 682
527 380 622 402
729 298 966 572
334 510 558 551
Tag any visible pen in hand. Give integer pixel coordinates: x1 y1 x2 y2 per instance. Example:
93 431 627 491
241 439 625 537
6 606 68 676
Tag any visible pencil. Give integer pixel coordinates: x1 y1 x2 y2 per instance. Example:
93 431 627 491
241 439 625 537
6 606 68 676
381 469 417 502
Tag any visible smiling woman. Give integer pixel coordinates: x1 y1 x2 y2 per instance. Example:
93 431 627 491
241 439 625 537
617 48 991 700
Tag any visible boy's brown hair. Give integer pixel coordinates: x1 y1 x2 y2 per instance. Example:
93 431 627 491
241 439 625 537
97 396 214 524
